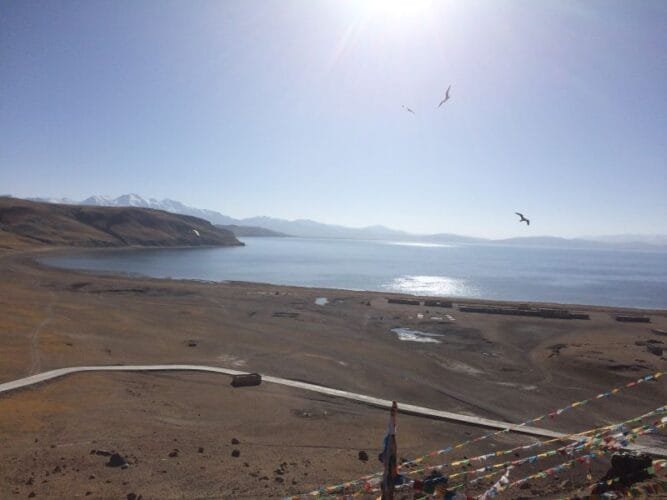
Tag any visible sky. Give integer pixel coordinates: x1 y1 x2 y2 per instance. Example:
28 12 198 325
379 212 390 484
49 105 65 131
1 0 666 239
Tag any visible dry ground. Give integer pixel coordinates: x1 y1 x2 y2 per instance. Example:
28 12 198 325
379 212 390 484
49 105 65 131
1 247 666 498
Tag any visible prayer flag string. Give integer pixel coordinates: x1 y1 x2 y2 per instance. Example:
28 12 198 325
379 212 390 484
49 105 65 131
298 371 663 498
400 406 666 484
370 417 666 498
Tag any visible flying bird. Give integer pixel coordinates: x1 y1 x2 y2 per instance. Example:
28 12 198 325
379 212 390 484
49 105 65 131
515 212 530 225
192 229 200 237
438 85 452 107
402 105 415 115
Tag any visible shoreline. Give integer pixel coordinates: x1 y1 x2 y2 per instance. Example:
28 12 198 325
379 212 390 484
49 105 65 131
20 245 667 314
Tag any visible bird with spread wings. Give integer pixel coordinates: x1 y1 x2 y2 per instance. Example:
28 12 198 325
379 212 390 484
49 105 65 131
438 85 452 107
515 212 530 225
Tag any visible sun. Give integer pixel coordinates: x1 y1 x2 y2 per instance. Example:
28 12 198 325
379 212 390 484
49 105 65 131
360 0 434 19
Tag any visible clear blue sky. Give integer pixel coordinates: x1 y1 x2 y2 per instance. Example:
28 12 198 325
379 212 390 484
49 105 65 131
1 0 665 238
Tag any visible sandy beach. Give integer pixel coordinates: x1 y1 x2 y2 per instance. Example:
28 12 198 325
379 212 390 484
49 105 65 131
1 247 666 498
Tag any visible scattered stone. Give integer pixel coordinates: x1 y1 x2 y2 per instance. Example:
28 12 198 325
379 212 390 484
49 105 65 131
232 449 240 458
274 469 284 475
168 449 179 458
244 462 249 467
88 475 95 480
93 450 113 457
292 479 298 485
548 343 567 357
647 345 663 356
198 447 204 453
358 451 369 462
274 477 284 483
593 453 653 494
127 494 142 500
85 493 92 497
259 476 269 481
231 438 240 445
28 493 36 498
52 466 61 474
107 453 128 468
25 478 34 486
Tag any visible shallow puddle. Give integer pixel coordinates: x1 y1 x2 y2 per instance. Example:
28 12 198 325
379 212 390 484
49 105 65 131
390 327 443 343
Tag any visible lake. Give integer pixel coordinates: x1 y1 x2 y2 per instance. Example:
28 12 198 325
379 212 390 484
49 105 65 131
42 237 667 309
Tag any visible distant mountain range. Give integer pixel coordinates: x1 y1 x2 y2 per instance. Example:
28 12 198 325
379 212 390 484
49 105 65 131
25 194 667 250
215 224 288 238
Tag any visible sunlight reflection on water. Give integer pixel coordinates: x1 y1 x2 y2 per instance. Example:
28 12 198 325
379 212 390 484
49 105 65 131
385 275 478 297
383 241 454 248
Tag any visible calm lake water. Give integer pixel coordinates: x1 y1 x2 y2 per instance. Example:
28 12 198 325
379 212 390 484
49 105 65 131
43 237 667 309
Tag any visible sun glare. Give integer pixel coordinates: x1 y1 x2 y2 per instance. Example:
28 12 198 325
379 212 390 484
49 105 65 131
360 0 434 19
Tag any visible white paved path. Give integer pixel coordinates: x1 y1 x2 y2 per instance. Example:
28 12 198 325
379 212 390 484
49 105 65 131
1 365 664 456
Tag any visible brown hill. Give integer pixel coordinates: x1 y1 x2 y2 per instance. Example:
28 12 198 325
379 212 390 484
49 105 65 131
0 197 243 248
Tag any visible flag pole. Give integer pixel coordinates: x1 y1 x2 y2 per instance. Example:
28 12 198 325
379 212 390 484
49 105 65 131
381 401 398 500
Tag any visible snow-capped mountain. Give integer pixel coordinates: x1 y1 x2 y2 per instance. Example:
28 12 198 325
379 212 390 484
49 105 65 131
82 194 149 207
76 194 238 225
29 194 234 224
